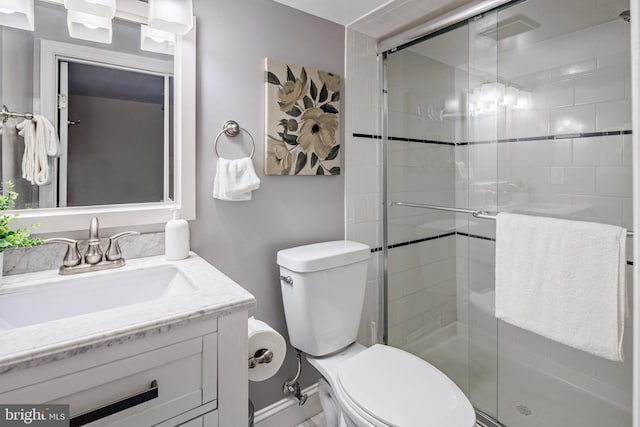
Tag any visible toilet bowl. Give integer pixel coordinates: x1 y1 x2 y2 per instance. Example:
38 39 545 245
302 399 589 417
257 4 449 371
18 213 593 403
308 343 475 427
277 241 476 427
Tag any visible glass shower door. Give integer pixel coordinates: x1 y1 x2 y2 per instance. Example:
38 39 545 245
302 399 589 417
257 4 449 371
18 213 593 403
383 9 502 417
492 0 633 425
383 0 633 425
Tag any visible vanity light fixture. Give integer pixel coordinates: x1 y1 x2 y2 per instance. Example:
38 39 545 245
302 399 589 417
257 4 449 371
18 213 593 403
67 10 112 44
140 24 175 55
0 0 34 31
64 0 116 19
468 83 532 116
148 0 193 35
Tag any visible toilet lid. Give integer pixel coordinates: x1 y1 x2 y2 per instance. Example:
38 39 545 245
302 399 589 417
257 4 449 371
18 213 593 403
337 345 475 427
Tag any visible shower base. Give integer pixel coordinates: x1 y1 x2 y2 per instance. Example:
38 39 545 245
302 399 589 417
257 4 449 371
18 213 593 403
403 322 631 427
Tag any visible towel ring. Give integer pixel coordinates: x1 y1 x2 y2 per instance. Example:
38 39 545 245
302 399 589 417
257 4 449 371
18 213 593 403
214 120 256 159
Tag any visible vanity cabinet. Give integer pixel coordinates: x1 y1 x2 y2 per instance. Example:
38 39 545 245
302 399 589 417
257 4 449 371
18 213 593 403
0 311 248 427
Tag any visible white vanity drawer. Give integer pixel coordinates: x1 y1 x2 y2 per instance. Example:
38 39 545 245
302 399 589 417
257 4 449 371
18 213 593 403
0 336 218 426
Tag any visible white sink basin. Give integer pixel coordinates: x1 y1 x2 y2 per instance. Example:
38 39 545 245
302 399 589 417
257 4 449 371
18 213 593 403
0 266 196 330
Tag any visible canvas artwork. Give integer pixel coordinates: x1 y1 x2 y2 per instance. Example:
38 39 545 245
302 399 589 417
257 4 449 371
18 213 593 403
264 58 341 176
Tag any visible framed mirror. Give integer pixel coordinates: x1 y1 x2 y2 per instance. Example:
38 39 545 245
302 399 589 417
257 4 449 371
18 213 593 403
1 0 195 233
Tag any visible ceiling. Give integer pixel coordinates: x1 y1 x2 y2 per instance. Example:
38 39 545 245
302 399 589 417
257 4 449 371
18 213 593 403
270 0 393 26
271 0 477 39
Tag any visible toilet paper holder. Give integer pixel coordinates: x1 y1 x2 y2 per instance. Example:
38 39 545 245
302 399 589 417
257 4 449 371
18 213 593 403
248 348 274 369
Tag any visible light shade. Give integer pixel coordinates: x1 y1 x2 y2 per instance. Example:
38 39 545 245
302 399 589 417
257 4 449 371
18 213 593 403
0 0 34 31
140 24 175 55
516 90 532 109
67 10 112 44
502 86 519 107
148 0 193 35
64 0 116 18
480 82 505 104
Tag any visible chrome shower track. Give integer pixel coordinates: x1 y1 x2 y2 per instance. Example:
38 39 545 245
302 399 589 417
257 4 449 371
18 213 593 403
476 409 506 427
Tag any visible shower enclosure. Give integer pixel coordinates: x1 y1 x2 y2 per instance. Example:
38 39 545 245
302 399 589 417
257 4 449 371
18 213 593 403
383 0 633 425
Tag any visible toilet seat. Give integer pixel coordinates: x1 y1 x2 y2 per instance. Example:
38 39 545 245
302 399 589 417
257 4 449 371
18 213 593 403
335 345 475 427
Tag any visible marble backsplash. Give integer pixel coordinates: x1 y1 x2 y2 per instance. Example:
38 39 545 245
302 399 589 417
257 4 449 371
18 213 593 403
3 232 165 275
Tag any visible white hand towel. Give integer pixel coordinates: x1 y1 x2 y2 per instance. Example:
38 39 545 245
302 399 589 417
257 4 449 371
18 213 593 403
495 213 627 361
16 115 60 186
213 157 261 201
35 115 61 158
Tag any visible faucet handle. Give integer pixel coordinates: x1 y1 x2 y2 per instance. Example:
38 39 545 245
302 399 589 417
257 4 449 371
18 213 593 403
43 238 82 267
105 231 141 262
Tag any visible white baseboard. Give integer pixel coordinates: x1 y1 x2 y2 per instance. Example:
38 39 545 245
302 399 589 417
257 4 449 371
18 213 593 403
254 383 321 427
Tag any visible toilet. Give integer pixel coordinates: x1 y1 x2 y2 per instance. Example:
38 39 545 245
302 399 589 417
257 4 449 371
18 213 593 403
277 241 476 427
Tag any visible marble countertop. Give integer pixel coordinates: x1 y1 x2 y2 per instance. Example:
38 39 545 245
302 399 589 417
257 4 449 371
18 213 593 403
0 252 256 374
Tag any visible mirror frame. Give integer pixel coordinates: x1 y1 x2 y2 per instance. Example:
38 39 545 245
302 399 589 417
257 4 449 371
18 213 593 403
10 0 196 233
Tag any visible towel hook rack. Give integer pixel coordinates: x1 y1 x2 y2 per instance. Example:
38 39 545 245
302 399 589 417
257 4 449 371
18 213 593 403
1 105 36 123
214 120 256 159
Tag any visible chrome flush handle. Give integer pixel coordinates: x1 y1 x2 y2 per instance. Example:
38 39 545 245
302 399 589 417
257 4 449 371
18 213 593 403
280 275 293 285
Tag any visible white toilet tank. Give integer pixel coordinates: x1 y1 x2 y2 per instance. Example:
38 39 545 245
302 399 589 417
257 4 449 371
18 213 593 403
277 241 371 356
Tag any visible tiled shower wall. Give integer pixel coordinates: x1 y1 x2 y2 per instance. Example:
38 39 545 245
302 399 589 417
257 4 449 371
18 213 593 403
344 29 460 347
384 49 461 348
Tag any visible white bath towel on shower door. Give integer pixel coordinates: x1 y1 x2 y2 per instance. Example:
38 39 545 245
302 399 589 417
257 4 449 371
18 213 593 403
495 212 627 361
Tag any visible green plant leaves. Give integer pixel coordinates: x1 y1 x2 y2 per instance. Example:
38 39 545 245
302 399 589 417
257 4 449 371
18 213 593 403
310 80 318 101
331 92 340 102
319 84 328 103
300 67 307 85
0 181 41 249
329 167 341 175
266 71 281 86
320 104 339 114
316 165 325 175
311 152 319 168
325 144 340 161
295 152 307 175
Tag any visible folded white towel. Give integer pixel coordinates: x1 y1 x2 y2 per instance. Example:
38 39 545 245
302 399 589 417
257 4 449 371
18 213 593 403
213 157 261 201
495 213 627 361
16 115 60 186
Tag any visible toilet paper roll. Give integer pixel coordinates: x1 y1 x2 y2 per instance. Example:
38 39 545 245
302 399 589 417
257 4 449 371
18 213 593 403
248 316 286 382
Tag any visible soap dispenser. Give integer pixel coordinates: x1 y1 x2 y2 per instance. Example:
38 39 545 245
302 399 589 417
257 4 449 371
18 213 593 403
165 209 190 260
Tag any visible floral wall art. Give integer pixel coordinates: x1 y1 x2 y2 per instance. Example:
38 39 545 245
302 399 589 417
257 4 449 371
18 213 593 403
265 58 341 175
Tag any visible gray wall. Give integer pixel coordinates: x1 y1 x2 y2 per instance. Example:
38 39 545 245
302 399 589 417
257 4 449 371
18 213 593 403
191 0 345 411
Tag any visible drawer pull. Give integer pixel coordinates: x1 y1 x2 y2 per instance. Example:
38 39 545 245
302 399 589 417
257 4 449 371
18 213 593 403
70 380 159 426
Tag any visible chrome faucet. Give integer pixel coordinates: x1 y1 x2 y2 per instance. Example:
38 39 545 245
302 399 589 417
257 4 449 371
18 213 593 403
44 217 140 275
